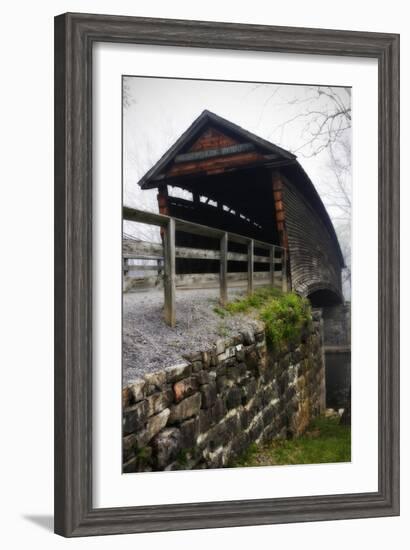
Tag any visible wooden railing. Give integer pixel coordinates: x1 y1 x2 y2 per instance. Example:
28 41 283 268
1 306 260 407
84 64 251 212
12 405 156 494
123 206 288 327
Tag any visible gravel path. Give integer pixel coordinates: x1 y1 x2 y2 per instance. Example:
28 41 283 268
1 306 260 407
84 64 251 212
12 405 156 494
123 286 260 385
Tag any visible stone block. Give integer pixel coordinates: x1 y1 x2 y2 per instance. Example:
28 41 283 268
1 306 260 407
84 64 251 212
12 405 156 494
173 376 199 403
248 415 264 442
165 361 192 384
144 372 166 392
225 386 242 410
122 433 137 462
245 347 259 373
180 417 200 448
216 375 232 393
145 408 170 442
262 404 276 426
200 382 217 409
123 456 137 473
130 379 146 402
147 390 172 416
214 364 227 378
152 427 182 469
169 392 201 423
231 431 250 456
198 408 211 433
191 360 203 373
202 350 211 368
195 370 211 385
123 400 149 435
242 328 255 345
241 378 257 403
215 338 225 355
122 386 132 409
235 346 245 362
123 446 153 473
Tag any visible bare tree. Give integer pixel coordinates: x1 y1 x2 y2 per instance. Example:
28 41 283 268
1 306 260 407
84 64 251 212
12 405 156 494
256 85 352 298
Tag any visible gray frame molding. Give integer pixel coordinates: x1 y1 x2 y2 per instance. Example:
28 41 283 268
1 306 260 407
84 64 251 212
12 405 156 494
54 12 400 537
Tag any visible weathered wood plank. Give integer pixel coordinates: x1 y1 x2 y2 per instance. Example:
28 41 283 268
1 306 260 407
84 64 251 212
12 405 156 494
220 232 228 305
123 207 285 254
126 264 163 272
269 246 275 285
123 239 279 263
123 239 163 257
247 239 254 295
163 218 176 327
167 151 265 178
175 143 255 163
282 248 288 293
177 247 219 260
123 206 168 227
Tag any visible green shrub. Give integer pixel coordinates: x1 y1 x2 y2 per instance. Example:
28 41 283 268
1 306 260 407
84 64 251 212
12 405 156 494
223 286 312 351
225 286 281 314
260 292 312 351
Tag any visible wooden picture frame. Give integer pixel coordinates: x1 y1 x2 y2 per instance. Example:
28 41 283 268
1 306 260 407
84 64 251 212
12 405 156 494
54 12 400 537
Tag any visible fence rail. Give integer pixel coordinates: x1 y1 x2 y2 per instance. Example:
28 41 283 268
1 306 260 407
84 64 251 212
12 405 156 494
123 206 288 327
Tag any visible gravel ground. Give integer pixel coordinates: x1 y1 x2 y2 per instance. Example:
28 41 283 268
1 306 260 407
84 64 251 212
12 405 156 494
123 286 260 385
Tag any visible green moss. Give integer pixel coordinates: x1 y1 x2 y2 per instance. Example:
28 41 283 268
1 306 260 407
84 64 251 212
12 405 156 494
230 416 351 468
135 446 151 460
176 447 195 467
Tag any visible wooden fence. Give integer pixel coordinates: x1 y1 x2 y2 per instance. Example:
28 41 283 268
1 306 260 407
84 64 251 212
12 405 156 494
123 206 288 327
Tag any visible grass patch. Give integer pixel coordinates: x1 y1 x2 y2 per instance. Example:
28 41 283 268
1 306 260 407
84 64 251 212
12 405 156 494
225 286 282 314
221 286 312 351
230 416 351 468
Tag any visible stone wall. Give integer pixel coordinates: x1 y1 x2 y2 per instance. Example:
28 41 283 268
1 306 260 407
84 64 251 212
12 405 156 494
122 312 325 473
321 303 351 348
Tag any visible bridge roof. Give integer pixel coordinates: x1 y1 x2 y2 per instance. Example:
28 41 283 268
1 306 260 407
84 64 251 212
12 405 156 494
136 110 344 267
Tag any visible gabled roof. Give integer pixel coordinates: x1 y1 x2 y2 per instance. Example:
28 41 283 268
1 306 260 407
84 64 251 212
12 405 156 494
137 109 296 189
136 109 345 268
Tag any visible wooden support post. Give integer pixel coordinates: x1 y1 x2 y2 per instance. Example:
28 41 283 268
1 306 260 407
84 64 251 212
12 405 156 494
123 257 129 275
281 248 288 293
163 218 176 327
247 239 254 295
269 245 275 286
219 232 228 306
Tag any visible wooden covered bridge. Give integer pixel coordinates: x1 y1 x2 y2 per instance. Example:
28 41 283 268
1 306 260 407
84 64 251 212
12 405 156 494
124 110 345 325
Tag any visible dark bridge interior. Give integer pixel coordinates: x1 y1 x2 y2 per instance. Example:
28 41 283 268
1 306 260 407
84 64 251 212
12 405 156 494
307 289 343 307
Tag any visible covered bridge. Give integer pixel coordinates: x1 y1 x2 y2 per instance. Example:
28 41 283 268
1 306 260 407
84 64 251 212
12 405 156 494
136 110 345 307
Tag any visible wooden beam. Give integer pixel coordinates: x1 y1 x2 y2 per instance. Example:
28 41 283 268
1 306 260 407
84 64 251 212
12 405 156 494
163 218 176 327
126 264 163 272
174 143 255 163
123 239 163 258
247 239 254 295
269 245 275 286
123 206 168 227
281 248 288 293
123 239 279 263
219 232 228 306
123 207 282 251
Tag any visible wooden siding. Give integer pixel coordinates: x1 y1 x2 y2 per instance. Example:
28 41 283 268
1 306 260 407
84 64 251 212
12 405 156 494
189 126 239 152
281 176 343 301
165 151 265 178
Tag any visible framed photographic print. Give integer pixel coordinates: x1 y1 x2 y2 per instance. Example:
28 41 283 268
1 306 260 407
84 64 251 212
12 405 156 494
54 13 400 537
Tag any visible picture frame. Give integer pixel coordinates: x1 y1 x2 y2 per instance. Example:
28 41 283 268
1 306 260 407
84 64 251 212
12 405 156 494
54 12 400 537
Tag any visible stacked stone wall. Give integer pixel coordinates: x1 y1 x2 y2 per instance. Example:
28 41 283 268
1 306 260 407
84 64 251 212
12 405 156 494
123 313 325 472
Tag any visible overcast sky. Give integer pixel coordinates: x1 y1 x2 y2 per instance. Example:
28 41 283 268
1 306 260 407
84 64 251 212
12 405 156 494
122 76 351 283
